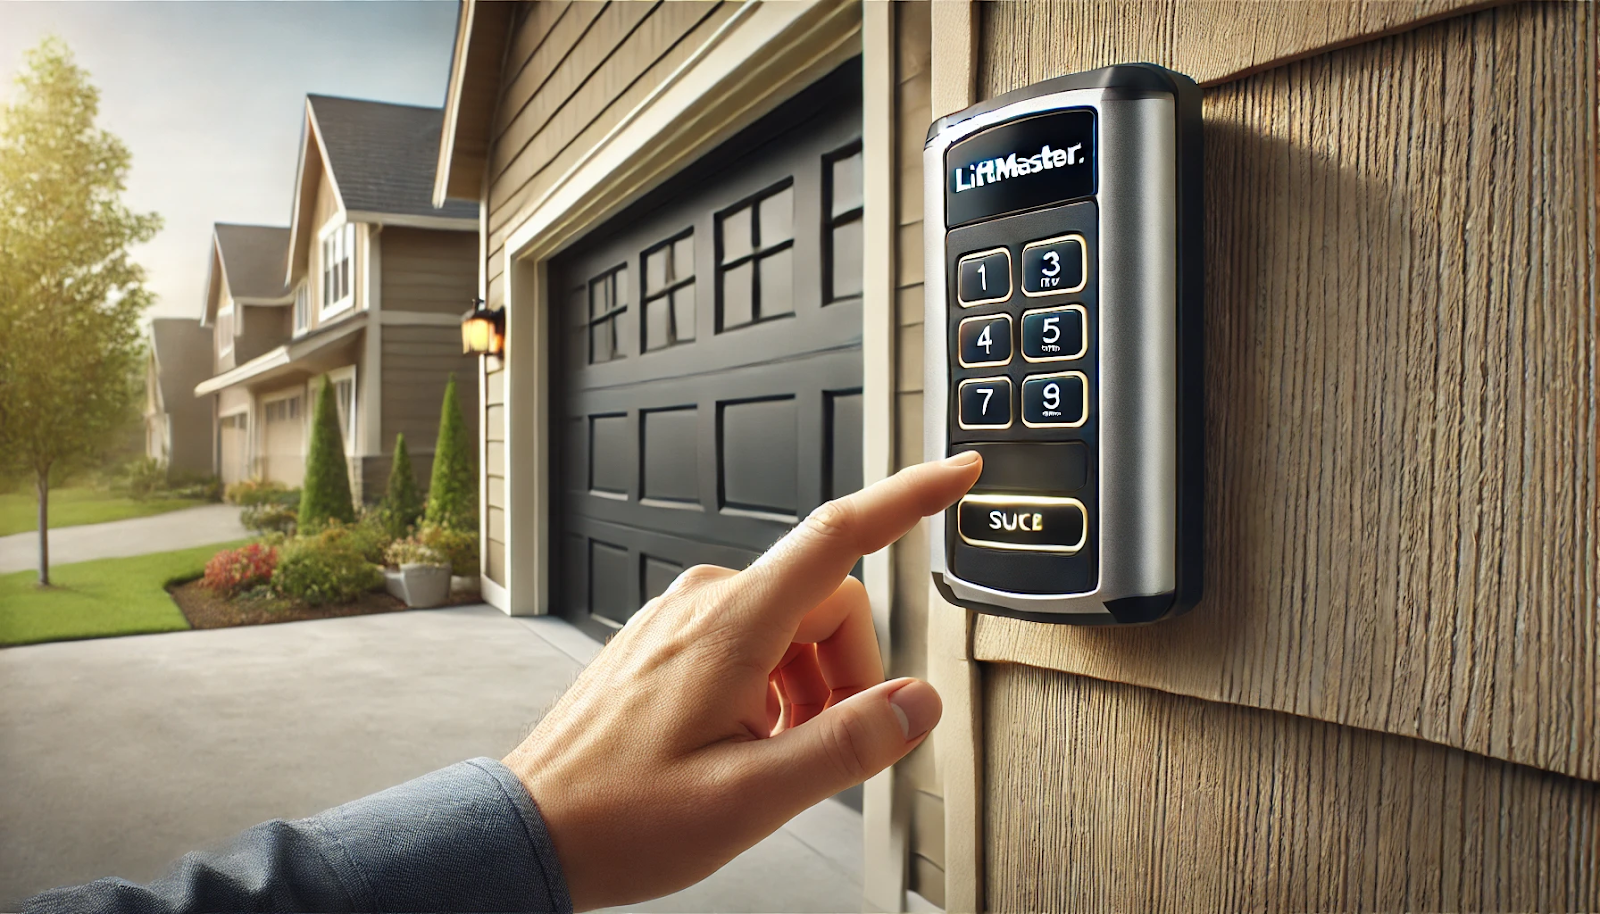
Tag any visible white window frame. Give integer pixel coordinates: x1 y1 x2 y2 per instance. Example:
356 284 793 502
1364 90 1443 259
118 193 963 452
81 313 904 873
217 304 235 356
319 221 356 319
325 365 358 456
293 283 310 334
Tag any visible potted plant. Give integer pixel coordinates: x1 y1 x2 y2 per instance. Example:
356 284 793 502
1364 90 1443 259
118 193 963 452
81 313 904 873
383 539 451 609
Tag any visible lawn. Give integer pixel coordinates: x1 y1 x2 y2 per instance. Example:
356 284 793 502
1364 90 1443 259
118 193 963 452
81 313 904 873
0 487 209 537
0 540 248 647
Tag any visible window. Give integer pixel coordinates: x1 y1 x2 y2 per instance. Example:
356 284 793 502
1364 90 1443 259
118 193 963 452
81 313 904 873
586 265 629 364
320 223 355 316
824 143 864 303
293 284 309 334
717 181 794 330
216 305 234 355
642 231 695 351
263 395 302 424
327 368 357 452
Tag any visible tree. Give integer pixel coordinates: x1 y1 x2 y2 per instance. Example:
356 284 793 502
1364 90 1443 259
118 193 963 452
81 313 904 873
298 376 355 532
0 38 161 585
424 374 475 531
380 432 423 538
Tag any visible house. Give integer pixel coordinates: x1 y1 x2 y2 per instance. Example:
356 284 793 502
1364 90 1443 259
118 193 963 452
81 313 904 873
141 318 213 478
432 2 1598 912
195 96 480 501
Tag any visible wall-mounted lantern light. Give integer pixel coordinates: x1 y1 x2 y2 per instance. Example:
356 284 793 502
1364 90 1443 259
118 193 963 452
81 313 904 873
461 298 505 357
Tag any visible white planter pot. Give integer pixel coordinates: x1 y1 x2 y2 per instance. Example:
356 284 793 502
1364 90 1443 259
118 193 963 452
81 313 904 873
450 574 480 596
393 563 452 608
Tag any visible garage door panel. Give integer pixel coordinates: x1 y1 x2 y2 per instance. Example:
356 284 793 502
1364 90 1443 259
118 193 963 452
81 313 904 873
551 62 863 636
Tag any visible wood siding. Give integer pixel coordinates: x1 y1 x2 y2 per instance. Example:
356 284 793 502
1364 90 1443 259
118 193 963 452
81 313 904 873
380 228 478 315
886 2 942 906
479 0 742 585
985 665 1600 912
972 1 1598 906
381 325 480 460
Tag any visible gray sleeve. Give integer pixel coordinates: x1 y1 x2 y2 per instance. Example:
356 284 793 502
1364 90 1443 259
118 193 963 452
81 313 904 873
22 757 573 914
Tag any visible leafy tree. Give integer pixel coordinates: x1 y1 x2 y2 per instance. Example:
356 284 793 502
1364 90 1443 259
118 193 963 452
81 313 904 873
298 376 355 532
424 374 475 531
0 38 161 584
380 432 423 538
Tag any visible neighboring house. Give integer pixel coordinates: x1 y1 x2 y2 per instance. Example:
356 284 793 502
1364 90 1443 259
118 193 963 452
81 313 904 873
433 2 1599 914
142 318 214 478
195 95 479 501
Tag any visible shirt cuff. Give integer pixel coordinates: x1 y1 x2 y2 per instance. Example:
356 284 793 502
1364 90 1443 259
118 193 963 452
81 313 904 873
308 757 573 913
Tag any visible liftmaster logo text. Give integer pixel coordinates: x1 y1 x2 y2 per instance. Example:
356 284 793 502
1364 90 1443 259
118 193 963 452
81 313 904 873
952 142 1085 192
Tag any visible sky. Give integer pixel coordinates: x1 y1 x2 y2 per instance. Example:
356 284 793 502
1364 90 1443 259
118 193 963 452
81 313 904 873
0 1 461 321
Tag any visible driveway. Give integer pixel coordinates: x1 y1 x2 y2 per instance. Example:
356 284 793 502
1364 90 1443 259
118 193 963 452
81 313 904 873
0 606 864 911
0 503 250 574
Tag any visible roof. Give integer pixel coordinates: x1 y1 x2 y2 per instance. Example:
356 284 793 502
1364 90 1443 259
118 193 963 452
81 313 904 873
308 95 480 221
214 224 291 302
148 318 213 409
434 0 514 205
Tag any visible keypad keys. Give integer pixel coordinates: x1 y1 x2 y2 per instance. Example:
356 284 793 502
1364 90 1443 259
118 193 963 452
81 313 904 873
1020 371 1087 428
957 248 1012 306
958 314 1012 367
1020 304 1086 362
956 494 1087 553
958 377 1013 429
1021 234 1086 296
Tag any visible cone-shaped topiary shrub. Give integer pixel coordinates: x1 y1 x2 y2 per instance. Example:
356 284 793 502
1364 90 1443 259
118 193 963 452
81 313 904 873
299 376 356 532
381 432 424 538
425 373 476 531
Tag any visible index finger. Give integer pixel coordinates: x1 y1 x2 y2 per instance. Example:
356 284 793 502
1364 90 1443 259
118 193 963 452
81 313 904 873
734 452 982 628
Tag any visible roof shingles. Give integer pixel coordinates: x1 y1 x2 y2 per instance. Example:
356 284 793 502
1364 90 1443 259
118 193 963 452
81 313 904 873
214 223 291 301
308 95 478 221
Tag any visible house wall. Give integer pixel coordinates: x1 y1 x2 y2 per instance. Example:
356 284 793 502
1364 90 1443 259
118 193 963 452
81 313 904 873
958 2 1599 908
375 324 480 503
305 166 364 333
478 0 742 586
381 228 477 314
213 286 236 375
233 304 289 366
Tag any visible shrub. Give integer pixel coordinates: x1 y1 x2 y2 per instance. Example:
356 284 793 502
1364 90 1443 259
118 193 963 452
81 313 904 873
385 538 447 567
226 478 297 507
117 457 167 499
379 433 424 539
272 537 382 606
202 543 279 598
241 502 297 536
168 471 224 502
425 374 476 531
299 377 356 532
416 522 478 577
313 515 391 566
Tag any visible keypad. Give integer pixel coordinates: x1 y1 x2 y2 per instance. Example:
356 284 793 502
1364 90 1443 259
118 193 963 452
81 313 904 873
958 314 1012 367
958 377 1013 429
956 494 1087 553
1021 371 1087 428
1021 305 1086 362
1021 234 1086 296
957 248 1011 306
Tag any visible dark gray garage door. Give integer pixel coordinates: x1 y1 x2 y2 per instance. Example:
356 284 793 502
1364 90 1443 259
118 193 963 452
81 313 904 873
550 62 864 639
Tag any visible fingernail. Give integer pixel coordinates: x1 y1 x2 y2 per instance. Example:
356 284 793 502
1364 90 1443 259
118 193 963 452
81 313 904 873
888 680 942 740
943 450 980 467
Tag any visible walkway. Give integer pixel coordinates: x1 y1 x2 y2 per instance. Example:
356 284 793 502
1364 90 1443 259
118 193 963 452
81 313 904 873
0 503 250 574
0 605 864 911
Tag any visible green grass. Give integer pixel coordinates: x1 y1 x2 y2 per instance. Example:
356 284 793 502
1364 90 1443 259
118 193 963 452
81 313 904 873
0 487 209 537
0 540 248 647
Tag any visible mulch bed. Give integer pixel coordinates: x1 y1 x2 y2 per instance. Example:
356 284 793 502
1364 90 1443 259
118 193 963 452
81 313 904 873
168 579 419 629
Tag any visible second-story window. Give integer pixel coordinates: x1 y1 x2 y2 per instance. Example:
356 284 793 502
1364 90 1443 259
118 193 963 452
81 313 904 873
216 305 234 355
320 223 355 317
294 283 309 334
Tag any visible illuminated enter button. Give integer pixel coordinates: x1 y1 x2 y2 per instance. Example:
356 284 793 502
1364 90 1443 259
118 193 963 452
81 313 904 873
956 494 1087 553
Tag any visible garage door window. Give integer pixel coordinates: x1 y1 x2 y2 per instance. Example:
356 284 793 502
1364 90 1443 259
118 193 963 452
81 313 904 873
587 265 629 364
824 142 864 303
718 181 794 329
642 230 695 351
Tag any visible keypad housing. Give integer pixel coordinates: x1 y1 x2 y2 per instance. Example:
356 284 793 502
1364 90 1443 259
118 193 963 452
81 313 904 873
945 200 1099 595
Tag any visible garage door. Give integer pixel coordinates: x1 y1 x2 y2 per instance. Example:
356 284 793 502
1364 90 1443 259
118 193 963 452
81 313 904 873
219 413 250 485
550 62 864 637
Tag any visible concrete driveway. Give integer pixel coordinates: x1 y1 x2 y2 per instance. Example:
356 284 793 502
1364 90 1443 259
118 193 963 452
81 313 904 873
0 503 250 574
0 606 864 911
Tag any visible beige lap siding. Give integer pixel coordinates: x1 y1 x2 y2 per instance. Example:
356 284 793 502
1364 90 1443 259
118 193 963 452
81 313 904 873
380 229 478 314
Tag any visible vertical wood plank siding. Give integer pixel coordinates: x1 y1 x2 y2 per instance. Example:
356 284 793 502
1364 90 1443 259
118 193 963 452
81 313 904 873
985 665 1600 913
478 1 735 584
886 2 942 905
972 1 1597 783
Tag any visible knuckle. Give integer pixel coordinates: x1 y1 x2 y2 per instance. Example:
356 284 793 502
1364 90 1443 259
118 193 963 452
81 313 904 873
803 497 858 545
671 563 727 592
820 710 871 784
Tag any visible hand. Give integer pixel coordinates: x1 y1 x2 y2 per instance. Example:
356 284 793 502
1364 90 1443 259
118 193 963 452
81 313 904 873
502 453 983 910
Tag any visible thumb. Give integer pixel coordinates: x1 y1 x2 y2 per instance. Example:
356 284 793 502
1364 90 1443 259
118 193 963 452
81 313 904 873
743 678 942 815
